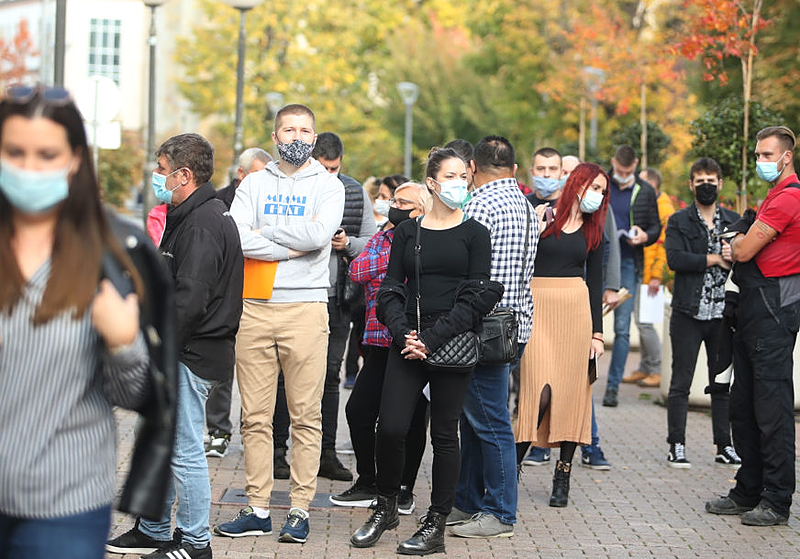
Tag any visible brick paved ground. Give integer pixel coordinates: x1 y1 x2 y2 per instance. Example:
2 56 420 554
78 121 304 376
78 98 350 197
107 350 800 558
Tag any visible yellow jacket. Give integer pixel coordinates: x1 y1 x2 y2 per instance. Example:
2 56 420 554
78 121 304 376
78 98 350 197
643 192 675 284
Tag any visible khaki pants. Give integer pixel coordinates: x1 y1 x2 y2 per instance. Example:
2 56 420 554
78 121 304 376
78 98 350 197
236 300 329 510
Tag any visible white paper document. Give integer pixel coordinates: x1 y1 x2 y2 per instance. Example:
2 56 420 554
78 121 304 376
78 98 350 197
638 284 665 324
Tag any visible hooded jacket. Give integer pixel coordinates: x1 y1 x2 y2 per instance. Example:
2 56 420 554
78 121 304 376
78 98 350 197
230 159 345 303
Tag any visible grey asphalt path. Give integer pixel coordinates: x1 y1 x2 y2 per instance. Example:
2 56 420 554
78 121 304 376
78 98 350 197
108 349 800 558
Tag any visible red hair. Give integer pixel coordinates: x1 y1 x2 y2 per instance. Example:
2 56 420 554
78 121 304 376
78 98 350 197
542 162 609 251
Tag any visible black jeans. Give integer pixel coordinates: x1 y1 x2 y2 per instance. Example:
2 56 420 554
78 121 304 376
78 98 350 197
666 311 731 446
205 377 233 435
728 283 800 517
375 348 472 515
273 297 351 451
346 346 428 488
345 303 366 379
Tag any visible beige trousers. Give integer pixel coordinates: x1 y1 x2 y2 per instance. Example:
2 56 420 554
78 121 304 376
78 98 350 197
236 300 329 510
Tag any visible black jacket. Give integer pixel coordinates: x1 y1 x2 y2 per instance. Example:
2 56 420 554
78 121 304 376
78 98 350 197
665 202 739 316
609 174 661 273
215 177 239 210
105 210 177 521
161 182 244 381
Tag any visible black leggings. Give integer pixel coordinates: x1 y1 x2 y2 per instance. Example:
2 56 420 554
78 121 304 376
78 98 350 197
375 348 472 514
345 346 428 488
516 384 577 465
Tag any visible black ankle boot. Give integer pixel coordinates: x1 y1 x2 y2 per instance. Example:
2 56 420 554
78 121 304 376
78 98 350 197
274 448 290 480
549 460 571 508
350 495 399 548
397 510 445 555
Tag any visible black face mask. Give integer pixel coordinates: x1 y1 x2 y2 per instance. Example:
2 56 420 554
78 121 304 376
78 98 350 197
694 182 718 205
388 207 413 226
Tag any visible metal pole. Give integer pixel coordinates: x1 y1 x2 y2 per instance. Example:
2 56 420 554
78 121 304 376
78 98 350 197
142 5 159 227
231 7 249 180
54 0 66 86
403 103 412 178
589 96 598 154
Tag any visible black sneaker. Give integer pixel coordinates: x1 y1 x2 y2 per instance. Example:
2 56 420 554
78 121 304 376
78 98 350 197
141 540 212 559
740 503 789 526
705 496 754 515
667 443 691 469
715 446 742 468
106 519 170 555
329 482 377 508
398 485 416 515
206 431 230 458
318 449 353 481
602 389 618 407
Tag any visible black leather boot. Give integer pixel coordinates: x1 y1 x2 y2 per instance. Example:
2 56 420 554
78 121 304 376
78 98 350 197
350 495 399 548
397 510 445 555
549 460 571 507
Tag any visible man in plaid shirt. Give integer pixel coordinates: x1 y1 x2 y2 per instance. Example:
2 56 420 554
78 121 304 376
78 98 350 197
450 136 538 538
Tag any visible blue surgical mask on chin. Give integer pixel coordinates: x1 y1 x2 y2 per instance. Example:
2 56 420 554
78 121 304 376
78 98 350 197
432 178 469 209
756 152 788 183
532 176 561 198
0 159 71 214
152 168 183 204
613 172 635 187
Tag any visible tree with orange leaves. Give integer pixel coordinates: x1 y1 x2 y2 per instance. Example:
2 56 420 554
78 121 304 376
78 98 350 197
673 0 769 211
0 19 38 87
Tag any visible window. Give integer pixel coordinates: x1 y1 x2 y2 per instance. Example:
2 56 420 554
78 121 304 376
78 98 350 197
88 19 121 84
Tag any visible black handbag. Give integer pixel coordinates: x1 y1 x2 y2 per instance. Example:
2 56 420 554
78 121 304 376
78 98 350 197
478 202 529 364
413 217 480 374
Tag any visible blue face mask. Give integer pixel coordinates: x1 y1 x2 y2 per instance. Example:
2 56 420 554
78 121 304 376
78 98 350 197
579 189 604 214
532 176 562 198
432 178 469 209
0 159 71 214
152 168 183 204
756 152 788 183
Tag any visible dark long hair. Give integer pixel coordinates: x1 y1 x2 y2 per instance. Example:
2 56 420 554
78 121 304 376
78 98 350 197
542 162 609 252
0 89 143 323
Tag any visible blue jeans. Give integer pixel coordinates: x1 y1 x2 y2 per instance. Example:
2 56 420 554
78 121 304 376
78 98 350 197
454 343 526 524
606 255 639 392
0 505 111 559
581 401 600 453
140 362 213 548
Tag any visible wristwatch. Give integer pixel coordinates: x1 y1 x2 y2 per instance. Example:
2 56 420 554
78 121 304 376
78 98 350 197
344 238 352 252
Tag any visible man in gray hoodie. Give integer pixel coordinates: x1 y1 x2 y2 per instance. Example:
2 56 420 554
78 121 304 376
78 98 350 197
215 104 345 544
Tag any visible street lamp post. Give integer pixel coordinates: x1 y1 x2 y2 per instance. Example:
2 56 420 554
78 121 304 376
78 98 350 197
265 91 285 159
582 66 606 156
223 0 264 180
142 0 169 227
397 82 419 178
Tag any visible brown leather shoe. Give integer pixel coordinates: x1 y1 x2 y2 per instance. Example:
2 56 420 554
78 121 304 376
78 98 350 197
621 370 648 384
638 374 661 388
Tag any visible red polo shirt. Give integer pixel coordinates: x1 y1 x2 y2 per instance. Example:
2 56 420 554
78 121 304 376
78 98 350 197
756 173 800 277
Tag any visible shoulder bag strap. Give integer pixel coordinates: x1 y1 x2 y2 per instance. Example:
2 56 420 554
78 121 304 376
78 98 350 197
414 216 423 333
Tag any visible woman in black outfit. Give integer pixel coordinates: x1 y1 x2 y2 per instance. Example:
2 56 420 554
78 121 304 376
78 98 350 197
350 148 500 555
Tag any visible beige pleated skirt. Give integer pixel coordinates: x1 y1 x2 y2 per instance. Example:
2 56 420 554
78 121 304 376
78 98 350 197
515 276 592 447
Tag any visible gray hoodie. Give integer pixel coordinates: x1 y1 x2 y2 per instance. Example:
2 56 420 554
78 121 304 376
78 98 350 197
230 159 345 303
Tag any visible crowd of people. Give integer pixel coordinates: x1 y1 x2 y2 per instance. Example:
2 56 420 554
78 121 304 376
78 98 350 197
1 87 798 559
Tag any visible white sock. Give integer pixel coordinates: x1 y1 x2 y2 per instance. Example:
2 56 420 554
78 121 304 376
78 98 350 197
289 507 309 519
250 506 269 519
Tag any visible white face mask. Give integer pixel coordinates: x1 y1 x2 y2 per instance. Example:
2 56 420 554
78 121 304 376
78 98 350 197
373 198 391 217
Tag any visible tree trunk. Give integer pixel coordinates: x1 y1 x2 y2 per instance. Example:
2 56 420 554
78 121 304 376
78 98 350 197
640 81 647 169
740 0 763 213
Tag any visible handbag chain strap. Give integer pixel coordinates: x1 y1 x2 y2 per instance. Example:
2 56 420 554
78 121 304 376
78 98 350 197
414 216 423 333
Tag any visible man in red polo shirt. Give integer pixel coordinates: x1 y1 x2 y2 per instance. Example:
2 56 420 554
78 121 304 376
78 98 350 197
705 125 800 526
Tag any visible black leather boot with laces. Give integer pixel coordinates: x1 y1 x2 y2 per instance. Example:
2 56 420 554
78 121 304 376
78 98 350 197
549 460 571 508
350 494 399 548
397 510 445 555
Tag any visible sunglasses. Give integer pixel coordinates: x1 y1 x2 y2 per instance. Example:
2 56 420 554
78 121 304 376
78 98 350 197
4 84 73 106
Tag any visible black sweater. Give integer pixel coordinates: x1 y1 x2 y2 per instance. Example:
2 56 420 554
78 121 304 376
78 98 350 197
161 182 244 381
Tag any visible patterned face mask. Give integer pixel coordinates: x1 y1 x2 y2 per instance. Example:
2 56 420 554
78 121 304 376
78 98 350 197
277 139 315 167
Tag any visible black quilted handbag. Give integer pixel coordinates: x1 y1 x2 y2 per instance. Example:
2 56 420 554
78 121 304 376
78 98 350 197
413 217 480 374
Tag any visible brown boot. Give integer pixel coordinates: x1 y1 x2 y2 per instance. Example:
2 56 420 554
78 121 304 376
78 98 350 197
638 374 661 388
621 370 647 384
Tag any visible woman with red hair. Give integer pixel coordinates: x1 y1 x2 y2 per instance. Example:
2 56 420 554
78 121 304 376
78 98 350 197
515 162 610 507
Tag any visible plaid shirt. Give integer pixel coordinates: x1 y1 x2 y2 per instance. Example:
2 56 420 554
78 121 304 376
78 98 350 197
349 228 394 348
463 177 539 342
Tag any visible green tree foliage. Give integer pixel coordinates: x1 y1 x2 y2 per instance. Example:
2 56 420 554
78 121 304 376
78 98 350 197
612 122 671 166
688 96 784 205
97 130 144 208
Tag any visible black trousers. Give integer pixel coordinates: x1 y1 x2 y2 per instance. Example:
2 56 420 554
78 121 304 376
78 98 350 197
274 297 351 451
728 283 799 517
666 311 731 446
205 376 233 435
345 303 366 379
346 346 428 488
375 348 472 515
